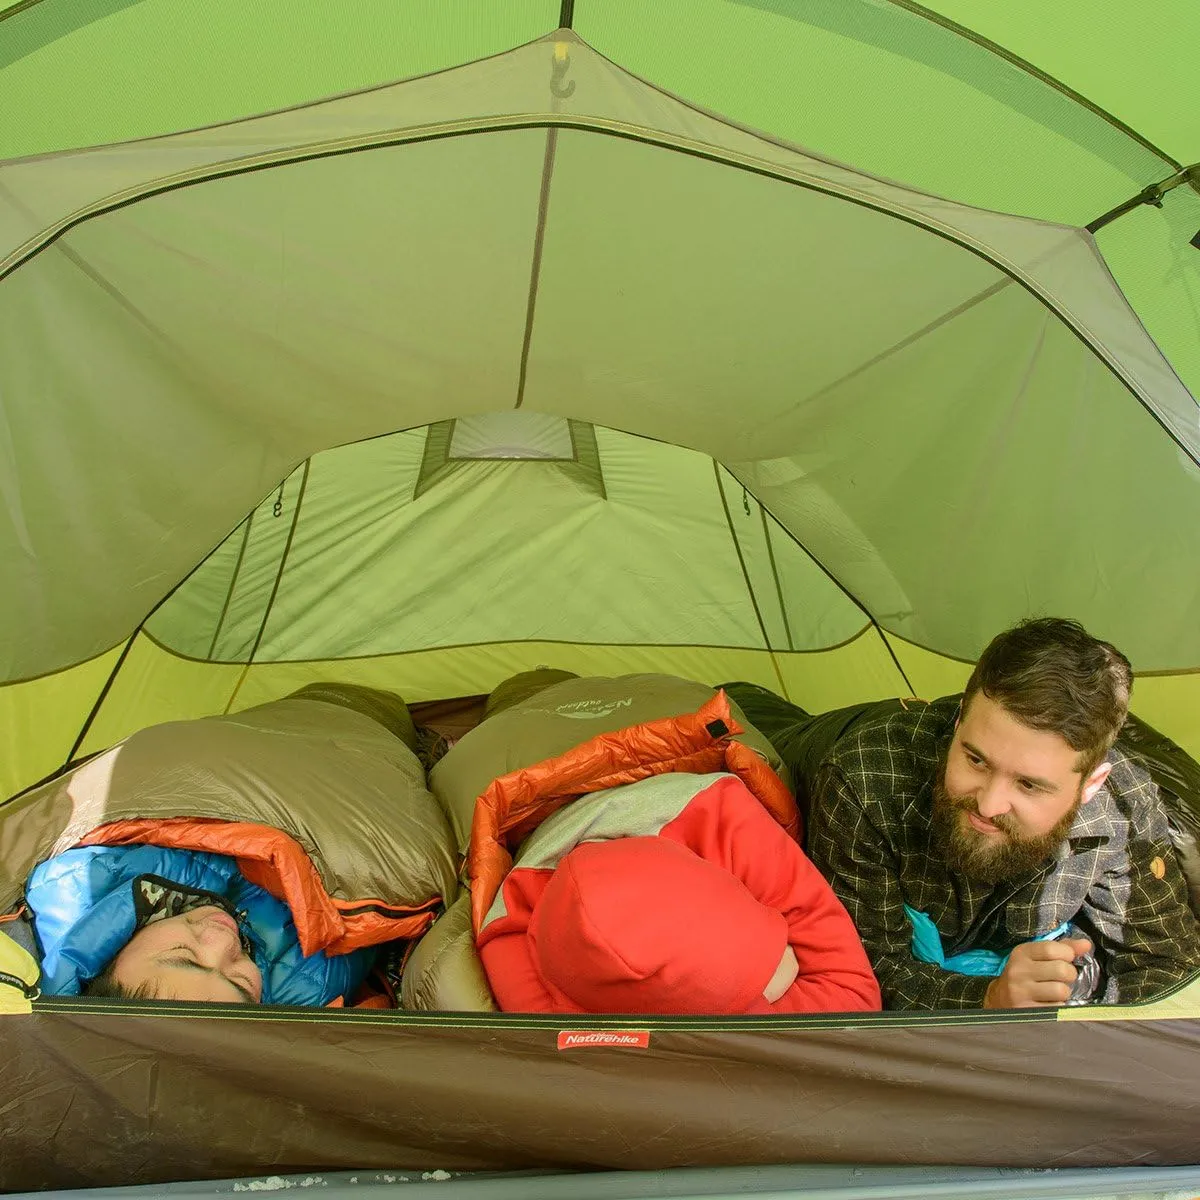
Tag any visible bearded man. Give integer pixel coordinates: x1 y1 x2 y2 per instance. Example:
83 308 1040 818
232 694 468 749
724 618 1200 1009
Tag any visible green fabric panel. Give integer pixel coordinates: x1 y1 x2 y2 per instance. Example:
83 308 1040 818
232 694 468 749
77 634 244 758
715 466 869 652
0 645 124 801
726 278 1200 671
2 33 1195 684
923 0 1200 164
774 626 910 711
523 125 1002 452
0 0 557 157
148 429 866 662
0 128 547 679
1097 187 1200 408
576 0 1169 224
143 465 308 662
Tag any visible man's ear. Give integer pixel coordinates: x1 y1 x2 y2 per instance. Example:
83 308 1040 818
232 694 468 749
1081 761 1112 805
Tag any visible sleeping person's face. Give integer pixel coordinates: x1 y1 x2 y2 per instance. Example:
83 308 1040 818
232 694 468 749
109 905 263 1003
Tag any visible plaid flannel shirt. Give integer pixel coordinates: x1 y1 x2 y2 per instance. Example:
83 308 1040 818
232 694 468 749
806 696 1200 1009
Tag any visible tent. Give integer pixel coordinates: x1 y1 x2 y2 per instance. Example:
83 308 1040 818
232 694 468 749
2 0 1200 1191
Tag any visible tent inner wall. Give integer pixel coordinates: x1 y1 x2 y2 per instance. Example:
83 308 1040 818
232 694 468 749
3 33 1198 687
71 426 912 757
3 22 1200 795
0 423 922 797
7 414 1200 799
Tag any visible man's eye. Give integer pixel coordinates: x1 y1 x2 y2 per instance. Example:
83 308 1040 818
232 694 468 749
1017 779 1037 793
964 752 983 767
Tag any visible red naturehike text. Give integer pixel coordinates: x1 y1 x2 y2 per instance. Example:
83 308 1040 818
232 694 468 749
556 1030 651 1050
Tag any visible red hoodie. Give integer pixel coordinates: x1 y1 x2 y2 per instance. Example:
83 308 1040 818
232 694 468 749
478 773 881 1015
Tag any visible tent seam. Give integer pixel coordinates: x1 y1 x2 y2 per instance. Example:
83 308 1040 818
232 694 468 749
712 462 793 701
223 460 311 714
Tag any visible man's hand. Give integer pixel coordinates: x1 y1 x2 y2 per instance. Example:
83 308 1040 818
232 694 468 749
983 938 1093 1009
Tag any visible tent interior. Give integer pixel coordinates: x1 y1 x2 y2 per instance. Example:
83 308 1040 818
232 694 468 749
2 2 1199 803
3 0 1200 1190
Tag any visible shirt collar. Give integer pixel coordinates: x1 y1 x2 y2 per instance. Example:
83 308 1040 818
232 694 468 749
1063 782 1121 842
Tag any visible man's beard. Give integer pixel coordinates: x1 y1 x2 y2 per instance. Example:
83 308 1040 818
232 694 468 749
930 760 1081 886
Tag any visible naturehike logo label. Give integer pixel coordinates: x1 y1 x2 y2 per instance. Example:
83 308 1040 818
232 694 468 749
557 1030 650 1050
554 697 634 721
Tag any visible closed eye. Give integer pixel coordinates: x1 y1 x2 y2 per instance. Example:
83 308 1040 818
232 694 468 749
227 977 258 1004
156 949 257 1003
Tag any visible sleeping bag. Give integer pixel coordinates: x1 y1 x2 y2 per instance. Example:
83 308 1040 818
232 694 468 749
407 673 803 1010
2 685 458 996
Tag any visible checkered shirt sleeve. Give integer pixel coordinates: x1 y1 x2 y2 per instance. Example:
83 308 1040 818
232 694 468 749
1080 757 1200 1004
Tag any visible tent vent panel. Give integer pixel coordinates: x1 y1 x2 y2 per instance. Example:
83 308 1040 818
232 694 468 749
416 416 604 499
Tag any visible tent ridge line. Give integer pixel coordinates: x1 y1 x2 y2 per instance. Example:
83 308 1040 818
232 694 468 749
0 640 122 689
60 635 135 768
514 128 559 411
759 507 796 653
788 277 1013 412
712 462 792 700
206 513 256 661
6 110 1009 278
0 29 561 165
0 0 44 25
716 463 913 696
222 460 312 714
882 0 1183 173
4 113 1192 470
134 624 879 669
0 112 1129 282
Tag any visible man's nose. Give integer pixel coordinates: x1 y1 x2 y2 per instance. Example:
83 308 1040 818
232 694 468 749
974 779 1013 820
195 921 245 966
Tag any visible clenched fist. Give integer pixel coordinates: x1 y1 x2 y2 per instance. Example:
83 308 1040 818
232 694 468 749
983 938 1094 1008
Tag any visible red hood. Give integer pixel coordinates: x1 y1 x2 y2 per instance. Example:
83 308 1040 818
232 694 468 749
529 836 787 1014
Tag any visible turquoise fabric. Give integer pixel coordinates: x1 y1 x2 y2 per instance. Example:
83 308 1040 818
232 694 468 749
904 904 1069 976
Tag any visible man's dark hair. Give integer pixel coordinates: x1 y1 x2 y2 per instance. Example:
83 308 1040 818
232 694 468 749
82 961 159 1001
963 617 1133 777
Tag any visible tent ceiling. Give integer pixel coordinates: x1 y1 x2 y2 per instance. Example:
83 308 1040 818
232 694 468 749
1 32 1198 682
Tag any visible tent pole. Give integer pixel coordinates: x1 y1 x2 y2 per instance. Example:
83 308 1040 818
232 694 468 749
726 468 917 697
1087 163 1200 233
224 460 311 714
514 128 558 410
61 635 138 767
713 464 794 701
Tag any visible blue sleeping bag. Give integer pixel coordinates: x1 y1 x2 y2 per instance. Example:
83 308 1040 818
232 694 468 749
27 844 374 1005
